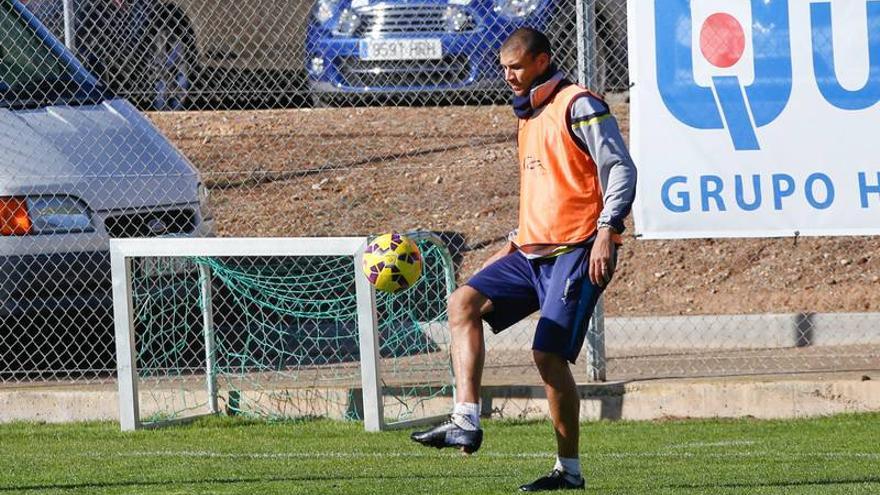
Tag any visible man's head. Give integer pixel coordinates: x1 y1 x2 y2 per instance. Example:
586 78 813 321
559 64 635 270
499 27 553 97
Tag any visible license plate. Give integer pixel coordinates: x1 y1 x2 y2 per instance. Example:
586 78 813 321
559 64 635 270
359 39 443 61
139 257 197 278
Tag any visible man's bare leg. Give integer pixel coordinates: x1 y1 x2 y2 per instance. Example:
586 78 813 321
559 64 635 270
448 285 492 404
533 350 582 478
410 285 491 453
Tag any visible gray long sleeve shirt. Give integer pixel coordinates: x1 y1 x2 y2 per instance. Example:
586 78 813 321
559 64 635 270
568 91 637 235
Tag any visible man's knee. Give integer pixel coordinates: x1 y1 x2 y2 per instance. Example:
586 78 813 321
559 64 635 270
533 350 569 381
448 286 489 324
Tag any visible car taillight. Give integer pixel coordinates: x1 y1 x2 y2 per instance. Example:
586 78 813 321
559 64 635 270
0 197 33 236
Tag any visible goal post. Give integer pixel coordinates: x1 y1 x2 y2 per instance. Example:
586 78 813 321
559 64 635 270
110 235 455 432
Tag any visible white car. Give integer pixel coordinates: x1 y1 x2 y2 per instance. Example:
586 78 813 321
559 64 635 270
0 0 212 376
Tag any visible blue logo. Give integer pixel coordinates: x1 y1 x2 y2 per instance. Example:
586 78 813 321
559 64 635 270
656 1 880 151
811 2 880 110
655 0 792 151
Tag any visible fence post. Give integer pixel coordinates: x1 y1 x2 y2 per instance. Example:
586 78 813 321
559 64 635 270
576 0 598 90
577 0 607 382
62 0 76 52
198 264 219 415
110 247 139 431
587 295 607 382
354 246 383 432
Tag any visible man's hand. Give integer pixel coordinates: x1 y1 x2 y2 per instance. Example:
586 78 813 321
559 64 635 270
589 228 617 287
479 241 516 272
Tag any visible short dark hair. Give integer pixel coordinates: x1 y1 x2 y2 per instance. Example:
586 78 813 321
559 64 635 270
501 27 552 58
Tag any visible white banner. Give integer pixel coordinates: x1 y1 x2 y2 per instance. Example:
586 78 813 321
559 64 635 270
629 0 880 239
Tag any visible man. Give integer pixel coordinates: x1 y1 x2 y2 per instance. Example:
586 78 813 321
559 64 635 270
411 27 637 491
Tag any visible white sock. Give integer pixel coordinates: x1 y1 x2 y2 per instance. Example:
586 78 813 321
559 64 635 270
554 456 582 481
451 402 480 430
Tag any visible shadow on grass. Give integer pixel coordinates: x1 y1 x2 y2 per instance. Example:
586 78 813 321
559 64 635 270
666 475 880 490
179 415 328 430
0 473 510 493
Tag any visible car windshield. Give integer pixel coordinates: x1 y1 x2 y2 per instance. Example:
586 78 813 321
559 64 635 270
0 1 105 108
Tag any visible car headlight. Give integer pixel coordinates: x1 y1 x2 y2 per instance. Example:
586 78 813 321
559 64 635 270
315 0 340 24
493 0 540 19
197 182 213 221
0 196 93 236
332 8 361 37
444 6 473 32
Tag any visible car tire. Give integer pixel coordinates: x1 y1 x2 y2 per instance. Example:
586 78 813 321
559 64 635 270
311 93 332 108
595 5 630 93
311 92 355 108
550 10 628 95
147 10 196 111
550 16 579 83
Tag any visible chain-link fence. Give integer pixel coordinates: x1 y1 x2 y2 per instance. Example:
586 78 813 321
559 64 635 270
22 0 609 109
1 0 878 416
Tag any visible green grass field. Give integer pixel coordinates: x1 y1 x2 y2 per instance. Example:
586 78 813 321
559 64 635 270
2 413 879 494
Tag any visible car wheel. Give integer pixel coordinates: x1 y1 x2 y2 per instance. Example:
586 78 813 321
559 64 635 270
595 5 630 93
311 92 332 108
549 16 579 82
148 18 196 111
550 13 623 94
311 92 355 108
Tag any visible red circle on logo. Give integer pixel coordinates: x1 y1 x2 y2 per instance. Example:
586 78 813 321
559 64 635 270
700 13 746 68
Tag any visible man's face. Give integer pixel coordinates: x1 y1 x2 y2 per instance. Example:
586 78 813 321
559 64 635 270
499 45 551 97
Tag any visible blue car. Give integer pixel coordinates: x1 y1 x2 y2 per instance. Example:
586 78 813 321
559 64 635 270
305 0 576 104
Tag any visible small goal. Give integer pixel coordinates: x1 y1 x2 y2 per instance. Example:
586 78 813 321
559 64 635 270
110 234 456 432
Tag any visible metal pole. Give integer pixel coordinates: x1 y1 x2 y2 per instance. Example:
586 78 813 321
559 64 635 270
110 249 139 431
576 0 599 90
62 0 76 52
199 263 219 415
587 295 607 382
577 0 607 381
354 243 383 431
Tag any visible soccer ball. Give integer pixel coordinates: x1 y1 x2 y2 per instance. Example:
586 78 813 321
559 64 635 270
362 233 422 293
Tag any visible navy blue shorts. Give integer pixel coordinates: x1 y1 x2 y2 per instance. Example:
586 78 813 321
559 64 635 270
465 243 606 364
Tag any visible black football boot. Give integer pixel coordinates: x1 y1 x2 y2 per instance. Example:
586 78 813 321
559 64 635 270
410 416 483 454
519 470 585 492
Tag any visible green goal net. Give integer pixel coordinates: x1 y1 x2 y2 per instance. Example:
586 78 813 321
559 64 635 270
111 234 456 430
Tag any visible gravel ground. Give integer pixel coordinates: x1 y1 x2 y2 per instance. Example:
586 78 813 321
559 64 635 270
147 102 880 317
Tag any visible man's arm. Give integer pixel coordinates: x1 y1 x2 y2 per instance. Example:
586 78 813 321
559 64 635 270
569 94 637 285
569 93 637 234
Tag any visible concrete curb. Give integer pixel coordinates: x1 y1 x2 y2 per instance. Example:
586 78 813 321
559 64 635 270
480 375 880 421
2 373 877 425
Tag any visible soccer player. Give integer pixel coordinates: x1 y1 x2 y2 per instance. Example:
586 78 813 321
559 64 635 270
410 27 637 491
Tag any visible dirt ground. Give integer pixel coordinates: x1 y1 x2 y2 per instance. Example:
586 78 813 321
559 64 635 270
147 101 880 317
